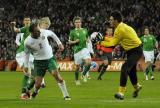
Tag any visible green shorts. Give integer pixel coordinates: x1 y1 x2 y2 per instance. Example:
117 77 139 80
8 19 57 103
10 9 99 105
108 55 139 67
33 57 58 77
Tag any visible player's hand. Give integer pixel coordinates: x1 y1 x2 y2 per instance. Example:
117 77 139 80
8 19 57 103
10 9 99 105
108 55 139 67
58 44 64 51
10 21 16 26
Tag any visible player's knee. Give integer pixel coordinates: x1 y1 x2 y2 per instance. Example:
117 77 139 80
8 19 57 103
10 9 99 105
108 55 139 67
52 71 63 82
103 60 109 65
85 60 91 66
121 64 132 73
85 58 91 64
121 64 127 72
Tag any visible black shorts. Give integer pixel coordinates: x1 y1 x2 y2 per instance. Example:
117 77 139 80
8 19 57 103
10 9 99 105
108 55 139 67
99 52 112 64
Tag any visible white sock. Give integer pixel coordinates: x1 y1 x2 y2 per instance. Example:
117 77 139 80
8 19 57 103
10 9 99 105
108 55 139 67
86 71 89 77
34 87 39 93
42 78 45 84
58 80 69 97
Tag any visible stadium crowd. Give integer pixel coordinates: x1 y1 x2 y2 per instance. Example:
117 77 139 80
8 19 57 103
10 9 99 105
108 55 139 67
0 0 160 60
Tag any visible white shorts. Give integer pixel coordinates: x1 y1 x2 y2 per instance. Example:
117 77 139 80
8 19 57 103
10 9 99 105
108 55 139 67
156 52 160 60
74 48 91 65
16 51 34 68
143 51 154 63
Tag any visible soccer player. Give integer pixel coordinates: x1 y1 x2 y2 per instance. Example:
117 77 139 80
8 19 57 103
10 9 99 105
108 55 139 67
25 17 51 91
68 16 91 85
81 35 95 79
11 17 35 99
38 17 51 29
140 27 158 80
24 23 71 100
100 11 143 100
97 27 113 80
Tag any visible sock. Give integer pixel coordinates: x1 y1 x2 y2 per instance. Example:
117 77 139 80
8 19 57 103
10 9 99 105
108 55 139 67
118 86 126 95
58 80 69 97
22 75 30 93
34 87 39 93
41 78 45 84
82 64 91 76
145 67 149 75
81 61 85 71
98 64 104 72
75 70 79 81
133 83 141 90
152 64 155 72
148 65 153 76
27 77 35 90
86 71 90 77
98 65 108 78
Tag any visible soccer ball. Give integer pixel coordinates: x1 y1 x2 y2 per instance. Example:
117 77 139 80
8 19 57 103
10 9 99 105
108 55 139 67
90 32 103 43
90 61 97 69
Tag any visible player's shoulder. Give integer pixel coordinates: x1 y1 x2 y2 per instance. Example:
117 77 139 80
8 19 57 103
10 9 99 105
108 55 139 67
150 35 156 38
20 26 26 31
81 27 88 31
24 35 31 44
20 26 29 30
40 29 52 34
140 35 144 38
70 29 75 32
119 22 131 30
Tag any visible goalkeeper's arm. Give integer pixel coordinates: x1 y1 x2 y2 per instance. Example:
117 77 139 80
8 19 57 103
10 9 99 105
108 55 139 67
100 37 119 47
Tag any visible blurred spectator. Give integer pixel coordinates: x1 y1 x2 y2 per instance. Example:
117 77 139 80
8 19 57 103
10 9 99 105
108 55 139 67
0 0 160 60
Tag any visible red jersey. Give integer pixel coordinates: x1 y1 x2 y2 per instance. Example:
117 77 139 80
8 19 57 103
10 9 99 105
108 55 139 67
97 35 113 53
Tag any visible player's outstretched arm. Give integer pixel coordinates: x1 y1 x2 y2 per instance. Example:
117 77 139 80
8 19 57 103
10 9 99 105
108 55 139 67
10 21 20 32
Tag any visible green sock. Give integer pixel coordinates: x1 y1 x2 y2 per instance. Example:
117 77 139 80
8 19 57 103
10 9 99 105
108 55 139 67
22 75 29 93
148 65 153 76
75 70 79 80
82 65 91 76
27 78 35 90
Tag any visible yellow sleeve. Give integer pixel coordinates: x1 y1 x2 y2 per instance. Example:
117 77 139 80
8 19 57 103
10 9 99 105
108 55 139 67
100 37 119 47
101 29 121 47
104 37 112 41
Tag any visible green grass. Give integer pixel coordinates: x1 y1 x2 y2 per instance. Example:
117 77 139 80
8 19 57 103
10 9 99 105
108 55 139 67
0 71 160 108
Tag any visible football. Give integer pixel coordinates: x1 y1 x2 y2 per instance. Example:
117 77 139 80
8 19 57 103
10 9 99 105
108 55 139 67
90 61 97 69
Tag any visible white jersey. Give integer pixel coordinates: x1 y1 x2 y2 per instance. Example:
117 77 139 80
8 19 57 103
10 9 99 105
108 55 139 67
15 33 24 46
24 29 62 67
87 38 94 54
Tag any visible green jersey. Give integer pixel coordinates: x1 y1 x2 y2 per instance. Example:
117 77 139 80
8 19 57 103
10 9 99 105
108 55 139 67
69 28 88 53
16 26 30 53
140 35 157 51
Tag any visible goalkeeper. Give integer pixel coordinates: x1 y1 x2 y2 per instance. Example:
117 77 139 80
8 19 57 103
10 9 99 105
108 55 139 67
99 11 143 100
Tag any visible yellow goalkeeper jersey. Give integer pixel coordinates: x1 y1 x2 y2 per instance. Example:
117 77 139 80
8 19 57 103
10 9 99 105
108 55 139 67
101 22 141 51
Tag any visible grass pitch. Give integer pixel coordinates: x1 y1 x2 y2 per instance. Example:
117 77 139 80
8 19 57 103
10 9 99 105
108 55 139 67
0 71 160 108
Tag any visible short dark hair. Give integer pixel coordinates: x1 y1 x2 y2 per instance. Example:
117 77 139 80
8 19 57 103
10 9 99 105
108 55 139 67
144 26 149 30
73 16 82 22
29 23 38 32
23 16 30 19
110 10 122 22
